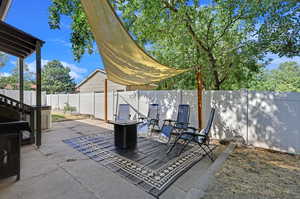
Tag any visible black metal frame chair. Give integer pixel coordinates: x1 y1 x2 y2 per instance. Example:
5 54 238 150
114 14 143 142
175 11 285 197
114 104 131 121
164 104 190 144
159 119 175 141
139 103 160 132
167 108 216 161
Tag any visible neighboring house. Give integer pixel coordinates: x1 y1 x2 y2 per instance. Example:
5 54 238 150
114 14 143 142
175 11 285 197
76 69 157 93
76 69 126 93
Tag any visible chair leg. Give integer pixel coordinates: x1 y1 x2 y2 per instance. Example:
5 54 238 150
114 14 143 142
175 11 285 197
166 134 173 146
166 135 181 154
198 143 214 161
178 139 192 155
205 143 213 154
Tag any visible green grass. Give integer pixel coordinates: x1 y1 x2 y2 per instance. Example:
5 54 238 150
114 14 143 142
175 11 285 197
52 114 66 122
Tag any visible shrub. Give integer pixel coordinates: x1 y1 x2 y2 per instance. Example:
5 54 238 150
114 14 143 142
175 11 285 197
63 103 76 114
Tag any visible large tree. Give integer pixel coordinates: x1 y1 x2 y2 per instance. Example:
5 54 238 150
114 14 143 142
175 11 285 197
42 60 76 94
0 62 35 90
49 0 300 90
250 61 300 92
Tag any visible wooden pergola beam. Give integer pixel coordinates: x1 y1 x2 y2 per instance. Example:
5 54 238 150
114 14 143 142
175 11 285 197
0 46 25 58
0 20 44 147
0 22 39 46
0 38 32 55
0 21 44 58
19 58 24 120
36 41 42 147
0 33 36 51
0 36 33 53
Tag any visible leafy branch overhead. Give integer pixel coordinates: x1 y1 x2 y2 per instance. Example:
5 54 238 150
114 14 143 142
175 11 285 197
49 0 300 90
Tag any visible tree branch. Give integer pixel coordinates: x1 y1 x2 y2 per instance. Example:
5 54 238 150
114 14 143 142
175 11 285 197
212 11 245 47
163 0 209 52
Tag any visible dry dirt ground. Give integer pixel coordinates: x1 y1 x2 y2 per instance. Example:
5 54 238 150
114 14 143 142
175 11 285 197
204 146 300 199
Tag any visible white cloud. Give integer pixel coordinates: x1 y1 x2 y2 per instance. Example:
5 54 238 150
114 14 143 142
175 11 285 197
0 72 11 77
69 71 81 79
26 59 87 80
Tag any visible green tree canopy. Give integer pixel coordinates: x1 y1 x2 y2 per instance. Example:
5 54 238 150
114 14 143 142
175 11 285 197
250 61 300 92
0 52 8 68
0 61 35 90
42 60 76 94
49 0 300 90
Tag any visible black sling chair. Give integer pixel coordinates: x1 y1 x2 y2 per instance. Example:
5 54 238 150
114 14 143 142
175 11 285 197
139 103 160 133
167 108 215 161
164 104 190 145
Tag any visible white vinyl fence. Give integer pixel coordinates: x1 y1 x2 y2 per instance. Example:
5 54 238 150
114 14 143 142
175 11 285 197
0 89 47 105
46 90 300 154
203 90 300 154
46 90 199 126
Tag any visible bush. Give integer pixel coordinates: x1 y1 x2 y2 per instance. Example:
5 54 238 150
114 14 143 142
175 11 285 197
63 103 76 114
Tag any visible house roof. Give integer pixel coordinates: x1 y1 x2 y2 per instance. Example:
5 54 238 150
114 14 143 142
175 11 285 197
75 68 106 88
0 20 44 58
76 68 158 89
0 0 12 21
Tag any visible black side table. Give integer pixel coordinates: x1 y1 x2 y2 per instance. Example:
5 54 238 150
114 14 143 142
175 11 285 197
0 121 30 181
109 120 140 149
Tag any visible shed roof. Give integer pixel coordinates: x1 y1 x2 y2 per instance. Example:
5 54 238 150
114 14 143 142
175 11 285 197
76 69 106 88
0 20 44 58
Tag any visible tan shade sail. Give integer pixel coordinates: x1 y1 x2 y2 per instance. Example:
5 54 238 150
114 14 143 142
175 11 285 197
80 0 187 86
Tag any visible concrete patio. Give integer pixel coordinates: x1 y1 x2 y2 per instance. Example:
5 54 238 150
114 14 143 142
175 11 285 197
0 119 221 199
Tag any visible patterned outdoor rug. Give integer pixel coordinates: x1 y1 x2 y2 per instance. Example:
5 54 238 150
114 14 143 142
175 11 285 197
64 134 214 197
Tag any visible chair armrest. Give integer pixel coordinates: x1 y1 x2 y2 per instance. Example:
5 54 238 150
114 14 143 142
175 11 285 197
163 119 175 122
181 130 206 137
187 126 198 131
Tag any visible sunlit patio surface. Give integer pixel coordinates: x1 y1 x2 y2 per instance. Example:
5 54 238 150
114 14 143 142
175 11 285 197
0 119 223 199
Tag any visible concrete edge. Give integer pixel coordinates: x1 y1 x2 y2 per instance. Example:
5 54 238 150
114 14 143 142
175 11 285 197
184 143 236 199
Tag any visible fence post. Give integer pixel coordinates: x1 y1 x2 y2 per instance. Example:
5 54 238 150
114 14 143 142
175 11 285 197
104 79 108 122
78 93 80 113
180 89 183 104
92 92 95 118
136 90 140 118
30 91 33 106
246 89 249 145
112 90 115 118
57 94 60 110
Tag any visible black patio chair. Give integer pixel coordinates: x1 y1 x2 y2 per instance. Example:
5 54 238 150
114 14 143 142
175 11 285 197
159 120 175 141
139 103 160 132
114 104 131 121
163 104 190 144
167 108 216 161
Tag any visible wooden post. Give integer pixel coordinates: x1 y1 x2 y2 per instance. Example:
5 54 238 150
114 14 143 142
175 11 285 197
196 71 203 129
19 58 24 119
36 41 42 147
104 79 108 122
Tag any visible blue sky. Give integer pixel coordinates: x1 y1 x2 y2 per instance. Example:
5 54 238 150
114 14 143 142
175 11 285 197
0 0 103 83
0 0 299 83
